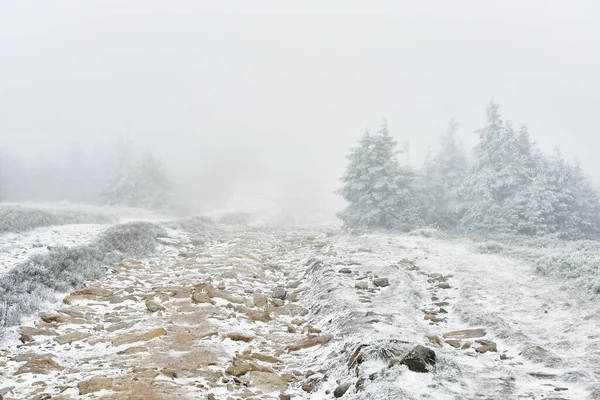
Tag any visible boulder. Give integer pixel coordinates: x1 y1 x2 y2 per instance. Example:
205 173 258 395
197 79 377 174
390 345 436 373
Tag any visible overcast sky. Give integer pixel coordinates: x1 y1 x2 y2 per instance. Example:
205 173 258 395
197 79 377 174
1 0 599 209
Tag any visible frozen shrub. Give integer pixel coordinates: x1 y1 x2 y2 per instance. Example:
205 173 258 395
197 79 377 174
0 205 116 233
473 241 504 254
0 221 165 335
408 228 441 238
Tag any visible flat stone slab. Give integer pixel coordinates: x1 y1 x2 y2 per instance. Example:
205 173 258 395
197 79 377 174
442 329 487 339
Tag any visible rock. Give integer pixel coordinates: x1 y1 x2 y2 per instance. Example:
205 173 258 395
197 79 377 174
247 371 288 393
443 329 486 339
225 333 254 342
162 368 178 379
475 340 497 353
338 268 352 274
40 313 68 324
111 327 167 346
226 358 252 377
78 377 114 395
192 291 215 305
437 282 451 289
54 332 90 345
445 340 462 348
286 334 333 352
272 298 285 307
355 281 368 290
15 358 64 375
32 394 51 400
253 293 268 308
279 394 292 400
71 287 113 297
145 298 165 312
20 326 58 337
372 278 389 287
355 378 365 392
252 353 282 364
19 333 35 343
271 286 287 300
390 345 436 373
246 310 272 323
334 382 352 398
117 346 148 355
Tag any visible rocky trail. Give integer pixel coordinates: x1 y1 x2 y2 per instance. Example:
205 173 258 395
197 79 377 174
0 226 598 399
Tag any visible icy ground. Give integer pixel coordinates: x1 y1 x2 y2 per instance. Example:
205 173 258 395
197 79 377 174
0 224 598 399
0 224 108 276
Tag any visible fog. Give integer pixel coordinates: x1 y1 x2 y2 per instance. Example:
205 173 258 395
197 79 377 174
1 0 599 214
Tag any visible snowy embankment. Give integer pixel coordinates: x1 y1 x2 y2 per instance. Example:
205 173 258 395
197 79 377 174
0 204 176 341
293 231 598 399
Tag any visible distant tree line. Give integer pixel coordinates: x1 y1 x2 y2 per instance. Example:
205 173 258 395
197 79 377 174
337 103 600 239
0 137 172 210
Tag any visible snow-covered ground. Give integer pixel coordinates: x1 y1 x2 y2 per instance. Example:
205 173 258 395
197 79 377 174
0 221 598 399
0 224 107 275
296 232 598 399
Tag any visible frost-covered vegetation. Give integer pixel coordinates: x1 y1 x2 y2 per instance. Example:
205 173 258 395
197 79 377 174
337 103 600 240
0 222 166 333
0 205 117 234
470 234 600 295
101 138 173 209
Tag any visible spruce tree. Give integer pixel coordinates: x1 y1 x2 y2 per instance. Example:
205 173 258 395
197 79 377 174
336 121 402 229
422 120 467 228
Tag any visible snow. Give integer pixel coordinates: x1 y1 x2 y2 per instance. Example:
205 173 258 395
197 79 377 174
0 224 107 276
0 215 599 399
291 232 596 399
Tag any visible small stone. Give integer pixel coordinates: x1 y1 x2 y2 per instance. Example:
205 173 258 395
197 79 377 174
445 340 461 348
78 378 114 395
225 333 254 342
54 332 90 345
253 293 268 308
19 333 35 343
279 394 292 400
71 287 113 297
334 382 352 398
338 268 352 274
247 310 272 323
145 299 165 312
40 313 68 324
437 282 451 289
192 291 216 305
272 299 285 307
355 281 368 290
372 278 389 288
443 329 486 339
271 286 287 300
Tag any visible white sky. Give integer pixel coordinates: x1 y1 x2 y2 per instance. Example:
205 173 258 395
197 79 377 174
1 0 599 205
